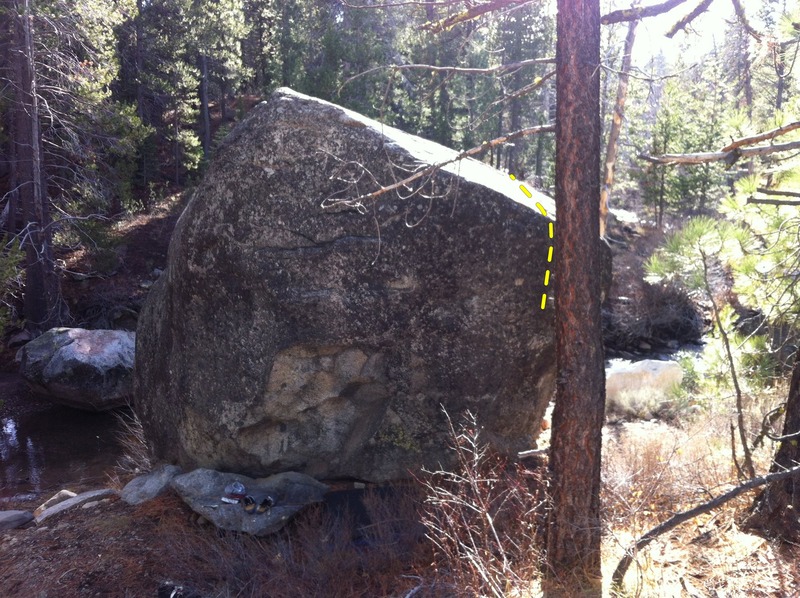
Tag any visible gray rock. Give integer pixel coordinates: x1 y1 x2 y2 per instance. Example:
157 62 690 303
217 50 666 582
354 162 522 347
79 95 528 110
170 468 328 536
121 464 182 505
35 489 115 524
135 87 564 482
33 489 77 517
19 328 135 411
0 510 34 530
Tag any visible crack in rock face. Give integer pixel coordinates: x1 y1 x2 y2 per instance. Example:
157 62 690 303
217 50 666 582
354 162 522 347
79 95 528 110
134 87 563 482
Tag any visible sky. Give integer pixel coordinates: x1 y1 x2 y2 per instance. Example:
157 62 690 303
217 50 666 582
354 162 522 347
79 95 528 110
630 0 736 67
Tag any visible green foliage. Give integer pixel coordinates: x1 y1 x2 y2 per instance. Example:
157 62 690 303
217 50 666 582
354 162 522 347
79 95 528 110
0 238 24 332
629 58 728 224
20 0 151 215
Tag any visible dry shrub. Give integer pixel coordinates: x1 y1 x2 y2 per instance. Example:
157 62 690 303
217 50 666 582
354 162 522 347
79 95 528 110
604 282 704 351
107 409 153 490
601 416 786 596
603 421 728 536
418 411 546 597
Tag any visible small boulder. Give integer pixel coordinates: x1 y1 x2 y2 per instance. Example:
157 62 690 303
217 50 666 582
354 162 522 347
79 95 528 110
35 489 116 524
0 510 34 530
121 464 182 505
19 328 135 411
33 489 77 517
170 468 328 536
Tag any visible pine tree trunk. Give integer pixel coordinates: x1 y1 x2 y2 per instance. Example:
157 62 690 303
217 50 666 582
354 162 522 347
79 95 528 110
12 0 63 331
745 349 800 539
545 0 605 594
199 53 211 161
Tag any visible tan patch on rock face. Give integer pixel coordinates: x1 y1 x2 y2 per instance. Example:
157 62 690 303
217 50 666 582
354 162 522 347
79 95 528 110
266 345 373 411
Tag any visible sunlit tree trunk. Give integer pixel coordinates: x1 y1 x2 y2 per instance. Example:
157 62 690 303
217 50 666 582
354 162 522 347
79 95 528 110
545 0 605 594
600 19 637 238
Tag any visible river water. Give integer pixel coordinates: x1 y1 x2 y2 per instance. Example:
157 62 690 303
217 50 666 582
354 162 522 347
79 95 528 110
0 373 126 502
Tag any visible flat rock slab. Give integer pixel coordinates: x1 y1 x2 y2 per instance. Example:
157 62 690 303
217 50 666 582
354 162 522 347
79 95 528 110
121 464 182 505
33 489 78 517
171 469 328 536
0 510 34 530
35 489 116 524
19 328 135 411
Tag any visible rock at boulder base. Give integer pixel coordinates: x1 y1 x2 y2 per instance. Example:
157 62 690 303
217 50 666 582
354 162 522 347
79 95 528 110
136 87 564 482
33 489 78 517
19 328 135 411
171 468 328 536
121 464 182 505
0 510 34 530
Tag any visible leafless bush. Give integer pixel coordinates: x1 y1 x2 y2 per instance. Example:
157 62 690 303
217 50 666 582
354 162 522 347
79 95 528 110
604 282 704 351
418 410 546 597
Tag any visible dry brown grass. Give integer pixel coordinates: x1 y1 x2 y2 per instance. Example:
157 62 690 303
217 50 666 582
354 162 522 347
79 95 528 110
602 411 797 597
145 485 430 598
106 408 153 491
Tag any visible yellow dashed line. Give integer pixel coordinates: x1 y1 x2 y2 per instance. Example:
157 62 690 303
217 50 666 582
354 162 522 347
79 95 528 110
510 173 553 310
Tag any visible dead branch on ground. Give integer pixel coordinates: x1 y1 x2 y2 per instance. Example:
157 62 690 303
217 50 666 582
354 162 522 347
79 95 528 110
612 463 800 588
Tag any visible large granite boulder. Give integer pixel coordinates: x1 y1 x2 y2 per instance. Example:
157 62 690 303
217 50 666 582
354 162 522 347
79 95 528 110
135 88 559 482
19 328 135 410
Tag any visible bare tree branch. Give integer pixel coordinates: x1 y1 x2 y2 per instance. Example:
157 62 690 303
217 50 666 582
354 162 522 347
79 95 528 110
747 196 800 206
720 121 800 152
731 0 762 41
422 0 534 33
666 0 714 38
469 70 555 130
601 0 690 25
323 124 554 208
756 188 800 198
339 58 555 94
342 0 462 8
612 464 800 588
642 140 800 165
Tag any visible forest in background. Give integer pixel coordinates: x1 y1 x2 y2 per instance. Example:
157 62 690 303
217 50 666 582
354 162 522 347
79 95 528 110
0 0 799 338
0 3 793 304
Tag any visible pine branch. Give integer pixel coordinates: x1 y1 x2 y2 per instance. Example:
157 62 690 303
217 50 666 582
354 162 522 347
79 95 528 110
666 0 714 38
601 0 691 25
